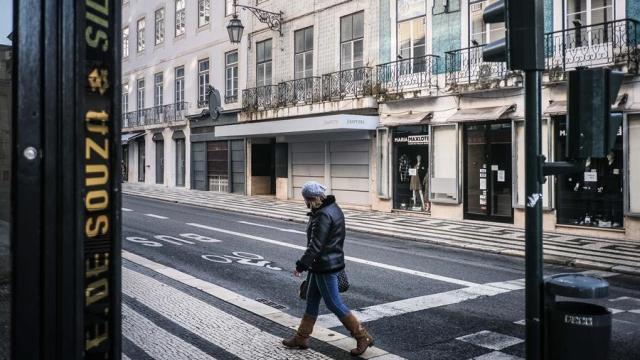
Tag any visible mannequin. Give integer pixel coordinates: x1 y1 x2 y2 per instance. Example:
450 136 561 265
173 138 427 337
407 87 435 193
410 155 427 210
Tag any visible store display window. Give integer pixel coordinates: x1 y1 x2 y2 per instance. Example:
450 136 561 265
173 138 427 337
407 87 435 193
554 116 624 228
393 125 429 211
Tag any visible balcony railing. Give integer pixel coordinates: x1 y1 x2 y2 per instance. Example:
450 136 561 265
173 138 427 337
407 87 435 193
278 77 322 106
445 45 510 87
122 102 188 128
225 93 238 104
242 85 279 111
545 18 639 79
322 67 373 101
376 55 439 94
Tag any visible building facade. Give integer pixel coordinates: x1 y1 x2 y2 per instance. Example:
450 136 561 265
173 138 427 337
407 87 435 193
122 0 640 242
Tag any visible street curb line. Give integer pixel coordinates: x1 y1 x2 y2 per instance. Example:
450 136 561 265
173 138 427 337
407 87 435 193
122 250 406 360
123 191 639 278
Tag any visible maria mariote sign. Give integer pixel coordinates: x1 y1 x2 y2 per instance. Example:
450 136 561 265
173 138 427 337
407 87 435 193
83 0 120 357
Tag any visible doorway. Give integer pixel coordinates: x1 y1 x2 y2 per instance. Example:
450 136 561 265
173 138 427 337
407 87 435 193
464 122 513 223
251 140 276 195
155 139 164 184
138 139 146 182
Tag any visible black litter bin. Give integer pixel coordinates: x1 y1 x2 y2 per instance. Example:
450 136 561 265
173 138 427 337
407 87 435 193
545 273 612 360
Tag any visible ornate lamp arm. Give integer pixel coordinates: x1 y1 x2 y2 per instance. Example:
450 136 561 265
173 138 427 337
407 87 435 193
235 2 283 35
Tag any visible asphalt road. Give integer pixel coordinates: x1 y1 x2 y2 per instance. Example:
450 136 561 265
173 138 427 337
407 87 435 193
122 195 640 360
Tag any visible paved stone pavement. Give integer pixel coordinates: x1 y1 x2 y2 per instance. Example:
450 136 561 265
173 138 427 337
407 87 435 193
123 183 640 277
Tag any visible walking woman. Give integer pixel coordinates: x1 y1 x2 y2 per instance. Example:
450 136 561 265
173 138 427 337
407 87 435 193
282 181 374 356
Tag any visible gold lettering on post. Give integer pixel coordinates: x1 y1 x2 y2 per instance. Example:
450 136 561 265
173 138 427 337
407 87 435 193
85 215 110 237
86 138 109 160
86 164 109 186
86 278 109 306
86 190 109 211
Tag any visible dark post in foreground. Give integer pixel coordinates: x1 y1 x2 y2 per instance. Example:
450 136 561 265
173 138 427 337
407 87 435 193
12 0 121 358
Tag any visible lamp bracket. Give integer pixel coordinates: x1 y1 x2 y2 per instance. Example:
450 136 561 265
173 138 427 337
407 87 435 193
236 3 283 35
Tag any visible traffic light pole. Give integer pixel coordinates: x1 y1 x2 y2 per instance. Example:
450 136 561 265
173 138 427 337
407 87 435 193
524 70 544 360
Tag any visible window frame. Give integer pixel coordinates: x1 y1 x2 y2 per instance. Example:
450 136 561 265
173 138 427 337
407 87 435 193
155 8 165 45
225 50 239 103
136 17 146 52
175 0 186 37
339 11 365 70
122 26 130 58
154 72 164 108
226 0 234 16
198 0 211 27
294 26 314 79
468 0 505 46
175 66 185 110
122 83 129 115
198 58 210 108
136 78 145 111
256 39 273 87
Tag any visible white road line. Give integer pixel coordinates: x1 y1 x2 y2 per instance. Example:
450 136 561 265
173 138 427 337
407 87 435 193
186 222 479 287
315 283 519 329
470 351 524 360
122 208 133 212
238 220 306 234
145 213 169 219
122 355 132 360
122 304 215 360
122 251 401 359
456 330 524 351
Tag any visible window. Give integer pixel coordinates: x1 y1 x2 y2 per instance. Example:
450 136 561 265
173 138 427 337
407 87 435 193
294 27 313 79
155 8 165 45
469 1 504 46
256 39 272 86
566 0 613 46
225 51 239 103
226 0 234 16
175 66 185 110
340 12 364 70
137 18 145 52
175 0 186 37
154 72 163 107
198 0 211 27
198 59 210 108
136 78 145 112
397 0 425 62
122 83 129 116
122 26 129 58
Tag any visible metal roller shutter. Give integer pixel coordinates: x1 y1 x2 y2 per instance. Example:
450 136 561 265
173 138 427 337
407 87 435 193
330 140 370 205
291 142 325 200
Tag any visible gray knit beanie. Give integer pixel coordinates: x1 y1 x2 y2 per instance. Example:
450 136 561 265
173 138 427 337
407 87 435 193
301 181 327 199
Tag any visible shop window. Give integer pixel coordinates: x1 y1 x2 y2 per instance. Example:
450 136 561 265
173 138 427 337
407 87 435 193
555 116 624 228
393 126 430 211
430 124 459 203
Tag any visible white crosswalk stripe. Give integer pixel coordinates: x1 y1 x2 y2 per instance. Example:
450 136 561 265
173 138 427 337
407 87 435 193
122 304 215 360
123 267 333 360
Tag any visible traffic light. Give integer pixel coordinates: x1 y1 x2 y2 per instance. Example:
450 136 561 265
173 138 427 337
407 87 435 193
482 0 544 71
566 68 624 159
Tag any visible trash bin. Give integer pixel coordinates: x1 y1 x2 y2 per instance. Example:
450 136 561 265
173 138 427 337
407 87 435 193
544 273 612 360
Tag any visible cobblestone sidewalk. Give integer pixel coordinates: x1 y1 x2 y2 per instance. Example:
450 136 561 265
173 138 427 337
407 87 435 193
123 183 640 277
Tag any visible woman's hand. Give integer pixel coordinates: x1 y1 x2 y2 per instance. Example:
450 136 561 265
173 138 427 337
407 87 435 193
294 270 302 277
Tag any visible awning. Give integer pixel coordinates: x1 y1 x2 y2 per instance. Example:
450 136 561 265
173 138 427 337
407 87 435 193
447 104 516 122
214 114 379 138
379 111 432 127
544 94 628 115
121 132 144 144
172 130 185 140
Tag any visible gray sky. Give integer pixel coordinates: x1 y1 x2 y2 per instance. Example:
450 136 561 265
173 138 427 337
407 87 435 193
0 0 12 45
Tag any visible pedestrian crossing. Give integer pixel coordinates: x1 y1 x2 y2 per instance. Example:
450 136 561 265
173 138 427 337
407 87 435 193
123 183 640 277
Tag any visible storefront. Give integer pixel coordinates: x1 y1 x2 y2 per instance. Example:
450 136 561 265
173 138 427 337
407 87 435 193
554 116 624 228
463 122 513 223
392 125 429 211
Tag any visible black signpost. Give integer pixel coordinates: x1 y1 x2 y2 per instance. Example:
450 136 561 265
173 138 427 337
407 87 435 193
12 0 121 358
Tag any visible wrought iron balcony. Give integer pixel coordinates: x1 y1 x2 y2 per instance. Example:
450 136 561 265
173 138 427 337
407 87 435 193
278 76 322 106
242 85 278 111
545 18 639 80
445 45 510 87
122 102 188 128
321 67 373 101
376 55 439 94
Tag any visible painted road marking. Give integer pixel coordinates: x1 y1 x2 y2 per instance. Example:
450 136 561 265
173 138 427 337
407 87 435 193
456 330 523 351
122 208 133 212
123 250 401 359
470 351 523 360
145 213 169 219
238 221 307 234
186 222 479 287
122 304 215 360
315 282 522 329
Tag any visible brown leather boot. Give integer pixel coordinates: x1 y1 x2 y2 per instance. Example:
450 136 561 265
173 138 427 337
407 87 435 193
282 314 316 349
340 313 374 356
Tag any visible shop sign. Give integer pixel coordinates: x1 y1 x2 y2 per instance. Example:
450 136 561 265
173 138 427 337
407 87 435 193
394 134 429 145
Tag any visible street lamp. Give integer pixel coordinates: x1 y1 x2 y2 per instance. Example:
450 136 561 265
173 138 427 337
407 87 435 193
226 0 283 44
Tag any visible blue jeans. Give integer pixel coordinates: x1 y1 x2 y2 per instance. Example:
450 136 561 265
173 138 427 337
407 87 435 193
305 272 351 319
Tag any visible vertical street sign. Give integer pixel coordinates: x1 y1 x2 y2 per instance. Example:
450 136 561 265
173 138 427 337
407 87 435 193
83 0 122 358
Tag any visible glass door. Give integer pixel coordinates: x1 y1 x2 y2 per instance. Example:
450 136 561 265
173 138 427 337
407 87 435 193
464 122 513 223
